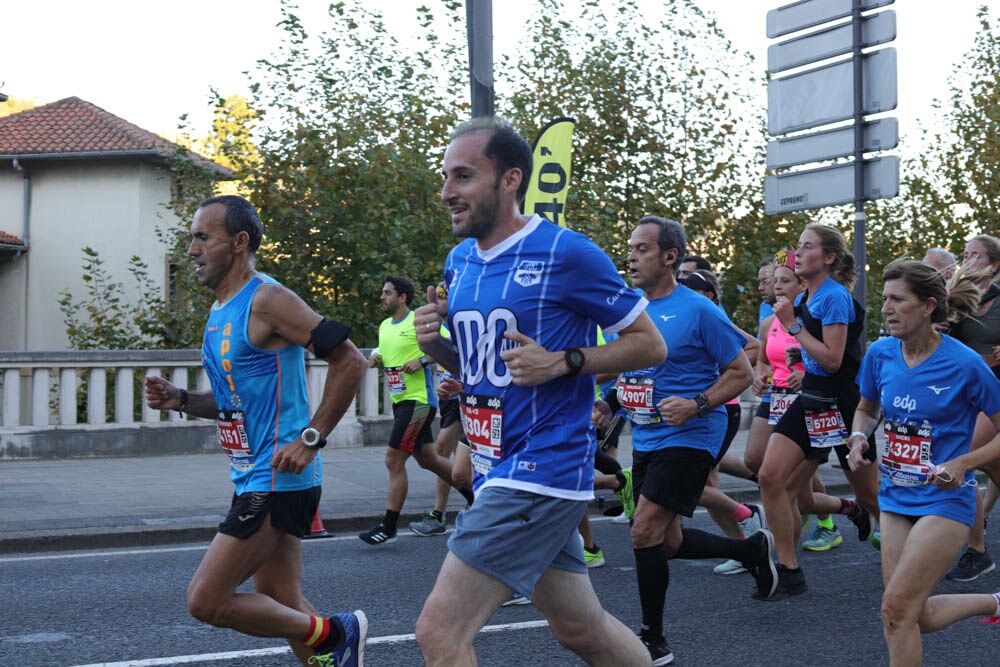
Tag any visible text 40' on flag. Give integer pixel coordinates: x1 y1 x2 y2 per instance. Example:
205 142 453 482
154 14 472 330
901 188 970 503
524 117 576 228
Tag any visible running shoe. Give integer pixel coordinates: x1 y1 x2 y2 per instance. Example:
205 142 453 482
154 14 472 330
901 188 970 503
358 523 397 546
744 529 778 600
584 545 606 568
847 504 874 542
501 593 532 606
408 512 446 537
775 563 808 596
738 504 765 536
616 468 636 520
870 529 881 551
713 559 747 575
310 610 367 667
946 548 996 582
802 525 843 551
639 635 674 666
613 512 631 524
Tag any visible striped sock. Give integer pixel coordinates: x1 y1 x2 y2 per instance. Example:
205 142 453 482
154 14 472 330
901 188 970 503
302 616 344 654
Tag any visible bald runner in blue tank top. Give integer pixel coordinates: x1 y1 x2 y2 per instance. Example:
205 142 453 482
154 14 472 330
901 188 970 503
444 214 647 500
202 273 319 494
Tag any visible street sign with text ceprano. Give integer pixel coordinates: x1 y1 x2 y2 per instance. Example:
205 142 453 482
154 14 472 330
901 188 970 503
764 0 898 216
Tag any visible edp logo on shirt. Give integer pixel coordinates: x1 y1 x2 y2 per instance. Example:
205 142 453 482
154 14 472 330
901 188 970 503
892 394 917 413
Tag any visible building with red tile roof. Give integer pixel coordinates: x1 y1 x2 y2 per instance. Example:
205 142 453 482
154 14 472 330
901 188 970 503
0 97 233 350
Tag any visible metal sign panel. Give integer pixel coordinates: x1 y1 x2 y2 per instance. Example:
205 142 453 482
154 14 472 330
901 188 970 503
766 118 898 169
768 10 895 73
768 47 896 135
764 156 899 214
767 0 894 38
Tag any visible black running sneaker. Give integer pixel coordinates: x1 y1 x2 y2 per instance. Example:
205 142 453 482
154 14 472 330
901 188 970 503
358 523 397 546
639 635 674 666
744 529 778 600
776 563 808 596
847 504 874 542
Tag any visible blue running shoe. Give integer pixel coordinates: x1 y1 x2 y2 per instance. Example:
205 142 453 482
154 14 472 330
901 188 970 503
310 610 367 667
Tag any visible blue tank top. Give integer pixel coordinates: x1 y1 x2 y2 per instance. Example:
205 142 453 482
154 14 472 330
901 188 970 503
201 274 319 493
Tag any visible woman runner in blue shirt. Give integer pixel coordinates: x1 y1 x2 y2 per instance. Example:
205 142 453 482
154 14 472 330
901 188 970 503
847 259 1000 666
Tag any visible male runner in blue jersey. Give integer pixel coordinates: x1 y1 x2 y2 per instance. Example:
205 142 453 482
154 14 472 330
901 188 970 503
411 117 665 667
597 216 776 665
144 195 368 666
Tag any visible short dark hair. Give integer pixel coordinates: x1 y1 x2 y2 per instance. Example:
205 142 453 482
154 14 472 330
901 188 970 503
384 275 415 306
198 195 264 254
681 254 713 272
637 216 687 271
450 117 533 206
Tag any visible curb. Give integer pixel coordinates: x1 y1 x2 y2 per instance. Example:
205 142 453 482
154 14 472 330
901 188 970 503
0 479 862 556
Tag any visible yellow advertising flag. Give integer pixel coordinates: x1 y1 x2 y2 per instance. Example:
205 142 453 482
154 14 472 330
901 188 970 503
523 117 576 228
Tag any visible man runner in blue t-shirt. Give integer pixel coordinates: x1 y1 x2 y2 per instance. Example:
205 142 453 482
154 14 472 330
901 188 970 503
412 117 666 667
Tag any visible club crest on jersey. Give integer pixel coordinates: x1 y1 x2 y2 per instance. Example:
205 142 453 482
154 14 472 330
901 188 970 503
513 261 544 287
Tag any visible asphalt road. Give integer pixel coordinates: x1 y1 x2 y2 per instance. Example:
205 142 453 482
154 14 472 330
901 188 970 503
2 512 998 666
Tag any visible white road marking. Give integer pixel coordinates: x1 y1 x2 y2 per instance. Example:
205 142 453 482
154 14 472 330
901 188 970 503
69 620 551 666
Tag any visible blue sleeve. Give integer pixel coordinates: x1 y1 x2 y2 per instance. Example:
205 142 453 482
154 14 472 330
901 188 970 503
561 232 645 334
702 302 746 368
858 343 880 402
811 286 853 326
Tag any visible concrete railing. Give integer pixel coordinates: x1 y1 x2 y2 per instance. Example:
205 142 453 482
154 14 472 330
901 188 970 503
0 349 391 458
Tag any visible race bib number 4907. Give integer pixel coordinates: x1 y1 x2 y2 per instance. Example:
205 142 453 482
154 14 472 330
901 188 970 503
460 392 502 475
618 375 660 425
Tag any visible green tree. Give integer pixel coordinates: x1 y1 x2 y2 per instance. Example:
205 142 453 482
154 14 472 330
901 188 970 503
861 5 999 335
501 0 789 327
242 0 468 346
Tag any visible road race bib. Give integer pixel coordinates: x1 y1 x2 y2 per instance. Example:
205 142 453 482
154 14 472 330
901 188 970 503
460 392 502 475
768 386 799 425
217 409 253 472
801 393 847 448
385 366 406 396
618 375 660 425
881 420 933 486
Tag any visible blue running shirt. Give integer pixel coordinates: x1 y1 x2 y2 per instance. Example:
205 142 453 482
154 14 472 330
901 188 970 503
201 274 318 493
795 277 855 377
444 215 647 500
626 285 746 456
859 335 1000 526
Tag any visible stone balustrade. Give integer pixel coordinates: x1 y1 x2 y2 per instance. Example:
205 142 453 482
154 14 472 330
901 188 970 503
0 349 390 458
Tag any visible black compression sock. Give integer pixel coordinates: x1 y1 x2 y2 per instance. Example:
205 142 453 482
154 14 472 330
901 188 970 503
634 545 669 640
673 528 741 560
382 510 400 532
459 487 475 506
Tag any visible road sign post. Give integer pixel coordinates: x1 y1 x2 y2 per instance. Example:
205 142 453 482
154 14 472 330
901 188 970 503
765 0 898 312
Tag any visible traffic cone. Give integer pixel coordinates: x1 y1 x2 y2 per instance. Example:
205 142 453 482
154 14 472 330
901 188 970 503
303 507 332 539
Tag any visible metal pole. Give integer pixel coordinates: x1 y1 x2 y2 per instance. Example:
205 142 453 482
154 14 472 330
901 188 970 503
466 0 495 118
852 0 867 313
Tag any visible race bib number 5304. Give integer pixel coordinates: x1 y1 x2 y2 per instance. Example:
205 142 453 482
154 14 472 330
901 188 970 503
460 392 502 475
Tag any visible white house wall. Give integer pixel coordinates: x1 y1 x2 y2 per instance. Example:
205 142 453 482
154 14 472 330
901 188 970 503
16 160 180 351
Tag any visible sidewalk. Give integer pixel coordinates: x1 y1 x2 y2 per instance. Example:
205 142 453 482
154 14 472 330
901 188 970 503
0 429 860 554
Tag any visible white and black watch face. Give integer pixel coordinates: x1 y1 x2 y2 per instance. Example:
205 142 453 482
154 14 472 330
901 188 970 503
302 428 321 447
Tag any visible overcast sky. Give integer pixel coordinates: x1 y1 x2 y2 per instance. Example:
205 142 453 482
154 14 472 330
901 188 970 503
2 0 989 151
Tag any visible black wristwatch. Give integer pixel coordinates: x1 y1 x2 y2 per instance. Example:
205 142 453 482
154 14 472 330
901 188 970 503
301 427 327 449
564 348 586 377
787 322 802 336
694 393 712 418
